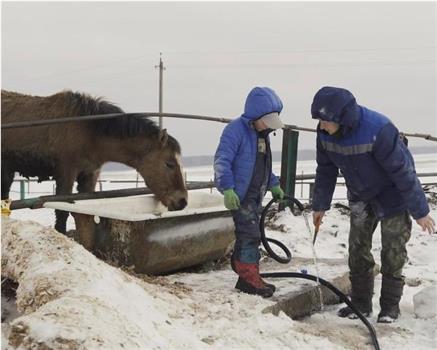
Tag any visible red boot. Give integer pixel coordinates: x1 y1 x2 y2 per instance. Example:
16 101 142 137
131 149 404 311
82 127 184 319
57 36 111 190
231 259 275 298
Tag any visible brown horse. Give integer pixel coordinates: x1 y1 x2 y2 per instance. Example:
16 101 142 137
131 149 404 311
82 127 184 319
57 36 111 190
1 90 188 236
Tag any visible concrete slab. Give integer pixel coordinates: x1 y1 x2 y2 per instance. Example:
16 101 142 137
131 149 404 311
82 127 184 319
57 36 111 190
132 251 381 322
163 256 352 319
260 257 380 320
259 257 349 319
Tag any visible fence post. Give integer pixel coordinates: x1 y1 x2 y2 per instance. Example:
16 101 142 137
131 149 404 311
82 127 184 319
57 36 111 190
300 170 304 197
309 182 315 205
280 129 299 211
20 180 25 200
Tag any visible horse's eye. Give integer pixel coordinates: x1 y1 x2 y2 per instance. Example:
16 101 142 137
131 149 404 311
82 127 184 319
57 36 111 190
165 161 176 170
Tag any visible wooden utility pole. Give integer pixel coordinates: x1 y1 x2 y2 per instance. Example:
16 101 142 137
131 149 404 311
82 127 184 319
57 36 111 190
155 53 165 129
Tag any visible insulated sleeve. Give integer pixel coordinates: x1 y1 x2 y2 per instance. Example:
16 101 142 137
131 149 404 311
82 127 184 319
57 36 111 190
312 134 339 211
268 172 280 189
373 123 429 219
214 124 239 193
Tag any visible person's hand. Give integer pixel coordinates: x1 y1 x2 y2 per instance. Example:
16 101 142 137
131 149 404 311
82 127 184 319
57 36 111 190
313 211 325 228
270 185 284 200
223 189 240 210
416 215 436 234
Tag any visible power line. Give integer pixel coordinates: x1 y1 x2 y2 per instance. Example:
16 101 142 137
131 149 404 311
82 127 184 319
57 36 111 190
11 53 159 84
170 60 435 69
7 45 434 84
162 46 437 56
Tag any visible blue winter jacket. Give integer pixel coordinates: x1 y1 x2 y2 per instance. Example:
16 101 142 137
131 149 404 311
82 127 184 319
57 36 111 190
214 87 282 200
311 86 429 220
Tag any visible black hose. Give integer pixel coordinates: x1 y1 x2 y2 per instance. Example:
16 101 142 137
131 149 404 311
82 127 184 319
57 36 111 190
259 195 304 263
259 196 381 350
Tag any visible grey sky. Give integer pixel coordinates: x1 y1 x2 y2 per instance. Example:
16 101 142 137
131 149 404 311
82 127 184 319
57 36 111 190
2 1 436 156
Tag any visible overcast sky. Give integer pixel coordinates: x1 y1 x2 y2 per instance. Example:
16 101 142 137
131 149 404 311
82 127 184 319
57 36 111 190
2 1 436 156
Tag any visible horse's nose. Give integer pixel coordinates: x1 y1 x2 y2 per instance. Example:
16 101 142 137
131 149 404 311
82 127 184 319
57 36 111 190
178 197 187 210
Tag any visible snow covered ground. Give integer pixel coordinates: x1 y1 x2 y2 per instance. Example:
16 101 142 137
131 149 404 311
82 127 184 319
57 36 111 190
2 155 437 349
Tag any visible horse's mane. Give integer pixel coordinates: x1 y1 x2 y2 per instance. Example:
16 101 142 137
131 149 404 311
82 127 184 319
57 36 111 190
65 91 181 153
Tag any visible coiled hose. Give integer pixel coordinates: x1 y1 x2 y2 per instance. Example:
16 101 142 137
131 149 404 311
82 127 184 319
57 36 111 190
259 196 381 350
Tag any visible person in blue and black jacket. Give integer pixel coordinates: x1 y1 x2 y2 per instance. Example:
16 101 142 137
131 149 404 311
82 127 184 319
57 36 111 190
310 86 435 323
214 86 285 298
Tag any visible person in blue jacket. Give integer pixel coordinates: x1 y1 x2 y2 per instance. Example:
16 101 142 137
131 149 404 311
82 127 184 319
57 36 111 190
311 86 435 323
214 86 285 298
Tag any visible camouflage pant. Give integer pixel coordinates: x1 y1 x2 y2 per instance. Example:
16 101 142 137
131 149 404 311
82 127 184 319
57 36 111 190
348 201 412 279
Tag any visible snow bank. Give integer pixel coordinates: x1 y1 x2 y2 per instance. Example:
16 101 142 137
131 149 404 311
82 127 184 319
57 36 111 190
413 285 437 319
2 185 437 349
1 218 339 350
1 218 205 349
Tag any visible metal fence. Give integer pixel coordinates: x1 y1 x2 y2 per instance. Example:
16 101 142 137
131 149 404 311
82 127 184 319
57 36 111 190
3 111 437 209
10 171 437 206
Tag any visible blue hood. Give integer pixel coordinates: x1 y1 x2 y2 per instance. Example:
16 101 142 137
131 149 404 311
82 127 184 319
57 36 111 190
242 87 283 121
311 86 360 130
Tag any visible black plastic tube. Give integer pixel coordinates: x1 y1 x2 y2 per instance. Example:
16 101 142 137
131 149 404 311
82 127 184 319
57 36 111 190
259 196 304 263
259 196 381 350
260 272 381 350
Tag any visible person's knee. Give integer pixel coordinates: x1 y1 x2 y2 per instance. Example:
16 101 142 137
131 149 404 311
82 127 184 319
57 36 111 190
380 250 407 278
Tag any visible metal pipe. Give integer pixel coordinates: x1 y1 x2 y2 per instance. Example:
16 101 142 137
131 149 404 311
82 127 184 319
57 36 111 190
11 172 436 183
2 112 435 141
10 181 215 210
1 112 232 129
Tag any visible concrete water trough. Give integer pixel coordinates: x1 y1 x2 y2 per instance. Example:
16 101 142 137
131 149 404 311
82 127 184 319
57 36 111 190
44 191 235 274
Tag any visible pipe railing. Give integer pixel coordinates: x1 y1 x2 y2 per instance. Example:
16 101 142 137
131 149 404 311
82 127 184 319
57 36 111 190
4 111 436 210
10 172 436 210
11 171 437 184
2 112 436 141
10 181 216 210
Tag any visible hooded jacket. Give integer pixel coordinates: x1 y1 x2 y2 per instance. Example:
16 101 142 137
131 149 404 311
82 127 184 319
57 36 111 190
311 86 429 219
214 87 282 200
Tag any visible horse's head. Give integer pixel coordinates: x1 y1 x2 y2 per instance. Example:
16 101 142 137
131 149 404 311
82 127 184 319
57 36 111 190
133 129 188 211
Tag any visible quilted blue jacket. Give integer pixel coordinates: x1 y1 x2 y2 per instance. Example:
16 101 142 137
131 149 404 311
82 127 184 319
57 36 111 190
311 86 429 219
214 87 282 200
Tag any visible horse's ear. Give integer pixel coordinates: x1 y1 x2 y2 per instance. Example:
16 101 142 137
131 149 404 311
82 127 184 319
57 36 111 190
159 128 168 148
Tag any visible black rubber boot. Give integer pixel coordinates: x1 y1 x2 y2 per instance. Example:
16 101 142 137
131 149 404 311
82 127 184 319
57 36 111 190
235 277 274 298
231 256 276 294
338 273 374 319
231 258 275 298
377 275 404 323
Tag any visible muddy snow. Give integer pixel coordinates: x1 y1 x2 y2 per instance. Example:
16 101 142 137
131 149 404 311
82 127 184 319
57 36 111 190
2 197 436 349
2 160 436 349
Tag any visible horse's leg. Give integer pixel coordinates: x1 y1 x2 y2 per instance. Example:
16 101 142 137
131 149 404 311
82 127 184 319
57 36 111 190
54 171 76 234
73 170 101 250
76 170 100 193
1 162 14 200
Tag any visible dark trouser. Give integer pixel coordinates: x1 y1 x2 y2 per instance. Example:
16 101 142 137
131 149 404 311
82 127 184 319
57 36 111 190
231 199 263 264
348 201 412 279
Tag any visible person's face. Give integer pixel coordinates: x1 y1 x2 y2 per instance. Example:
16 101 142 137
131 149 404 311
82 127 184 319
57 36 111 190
319 120 340 135
253 118 268 131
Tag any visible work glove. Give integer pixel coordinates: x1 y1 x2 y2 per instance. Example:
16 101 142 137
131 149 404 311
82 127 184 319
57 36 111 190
270 185 284 200
223 189 240 210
